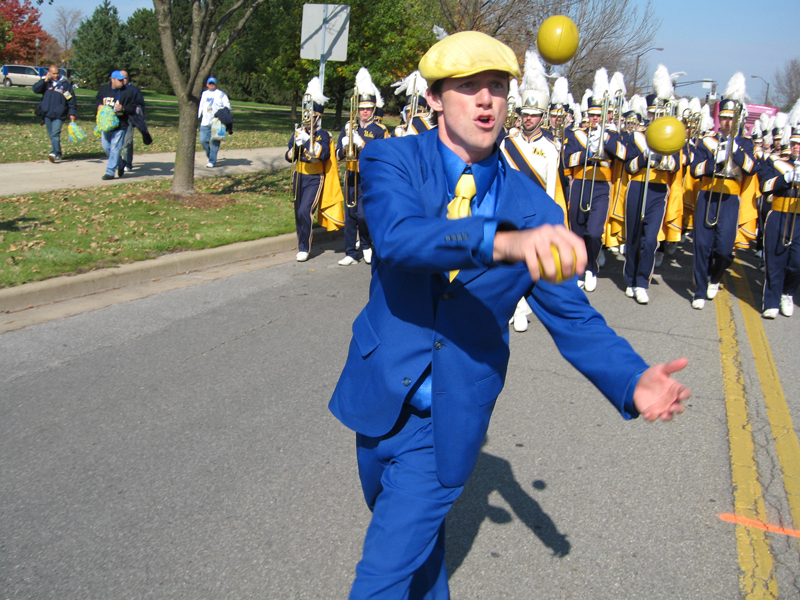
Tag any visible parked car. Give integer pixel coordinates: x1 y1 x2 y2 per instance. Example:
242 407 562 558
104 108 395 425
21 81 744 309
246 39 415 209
2 65 41 87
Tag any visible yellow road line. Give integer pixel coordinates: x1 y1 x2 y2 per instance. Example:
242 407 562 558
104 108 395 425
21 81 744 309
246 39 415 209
715 285 777 598
729 261 800 540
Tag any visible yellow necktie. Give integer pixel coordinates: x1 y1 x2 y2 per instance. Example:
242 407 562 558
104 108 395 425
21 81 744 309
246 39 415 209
446 172 476 281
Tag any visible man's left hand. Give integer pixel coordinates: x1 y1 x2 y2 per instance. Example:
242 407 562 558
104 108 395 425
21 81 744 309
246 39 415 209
633 358 691 422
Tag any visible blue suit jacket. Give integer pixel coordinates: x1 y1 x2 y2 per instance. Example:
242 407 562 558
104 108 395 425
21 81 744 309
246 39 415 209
329 129 647 488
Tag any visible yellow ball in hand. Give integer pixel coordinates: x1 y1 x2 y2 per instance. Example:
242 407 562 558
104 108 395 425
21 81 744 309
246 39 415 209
538 245 575 282
536 16 579 65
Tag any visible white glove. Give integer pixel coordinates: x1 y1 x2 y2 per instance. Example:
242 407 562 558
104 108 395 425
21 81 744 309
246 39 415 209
344 122 352 134
785 170 794 184
394 126 406 137
606 122 618 132
794 168 800 184
588 128 601 154
716 147 727 164
731 139 738 153
341 135 350 147
295 129 310 146
352 131 364 148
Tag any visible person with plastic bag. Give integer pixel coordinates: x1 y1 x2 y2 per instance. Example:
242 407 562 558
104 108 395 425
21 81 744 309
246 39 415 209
95 70 137 180
198 77 231 168
32 65 77 163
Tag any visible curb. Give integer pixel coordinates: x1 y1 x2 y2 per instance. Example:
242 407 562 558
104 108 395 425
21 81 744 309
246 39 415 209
0 227 340 313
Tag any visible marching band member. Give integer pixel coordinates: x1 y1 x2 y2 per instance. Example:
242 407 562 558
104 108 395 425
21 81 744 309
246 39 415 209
336 68 388 266
500 50 566 331
391 71 435 137
621 94 681 305
689 73 758 309
603 71 630 256
285 77 343 262
564 69 627 291
758 124 800 318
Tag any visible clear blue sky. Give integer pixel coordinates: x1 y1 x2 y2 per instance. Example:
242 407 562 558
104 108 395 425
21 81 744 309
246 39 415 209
40 0 800 105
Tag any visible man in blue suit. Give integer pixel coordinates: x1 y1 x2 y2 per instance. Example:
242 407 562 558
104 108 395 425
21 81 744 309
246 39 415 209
329 31 690 600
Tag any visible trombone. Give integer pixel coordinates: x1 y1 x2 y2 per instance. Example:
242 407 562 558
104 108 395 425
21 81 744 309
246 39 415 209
291 92 314 189
782 164 799 246
579 92 611 213
705 103 743 227
345 86 359 208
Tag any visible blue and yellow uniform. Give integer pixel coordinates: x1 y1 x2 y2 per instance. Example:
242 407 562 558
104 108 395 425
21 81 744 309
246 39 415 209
621 131 681 299
564 98 627 288
336 116 388 262
689 98 757 305
758 149 800 316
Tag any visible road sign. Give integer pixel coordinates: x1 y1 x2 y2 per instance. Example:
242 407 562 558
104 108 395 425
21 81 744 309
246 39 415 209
300 4 350 89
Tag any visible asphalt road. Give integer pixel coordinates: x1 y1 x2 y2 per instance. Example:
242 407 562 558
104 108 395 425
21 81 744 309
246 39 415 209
1 240 799 599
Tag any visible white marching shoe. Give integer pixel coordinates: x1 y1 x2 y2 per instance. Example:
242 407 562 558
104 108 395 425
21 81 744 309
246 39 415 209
762 308 779 319
296 251 309 262
634 288 649 305
625 287 634 298
707 283 720 299
692 298 705 310
338 256 358 266
780 295 794 317
362 248 373 264
513 315 528 332
584 271 597 292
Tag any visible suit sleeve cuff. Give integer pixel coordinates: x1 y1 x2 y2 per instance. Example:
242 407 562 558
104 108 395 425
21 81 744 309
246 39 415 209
478 220 499 265
621 369 645 420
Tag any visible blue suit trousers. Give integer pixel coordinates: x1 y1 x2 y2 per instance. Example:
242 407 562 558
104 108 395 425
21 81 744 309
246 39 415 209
351 404 463 600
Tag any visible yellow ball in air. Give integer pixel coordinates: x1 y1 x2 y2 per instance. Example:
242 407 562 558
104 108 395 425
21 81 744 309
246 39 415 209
536 16 579 65
646 116 687 155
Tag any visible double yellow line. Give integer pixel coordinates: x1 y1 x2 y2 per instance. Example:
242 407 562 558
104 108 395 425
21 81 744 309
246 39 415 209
716 260 800 598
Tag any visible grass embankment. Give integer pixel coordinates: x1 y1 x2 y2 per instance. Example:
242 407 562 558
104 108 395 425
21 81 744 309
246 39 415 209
0 170 298 288
0 86 400 164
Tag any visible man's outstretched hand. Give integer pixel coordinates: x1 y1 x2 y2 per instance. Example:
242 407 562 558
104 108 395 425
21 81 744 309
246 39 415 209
633 358 691 422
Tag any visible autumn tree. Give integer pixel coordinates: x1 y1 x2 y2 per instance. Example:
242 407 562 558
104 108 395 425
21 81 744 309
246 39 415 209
71 0 134 88
0 0 46 63
51 7 82 66
433 0 660 102
774 58 800 111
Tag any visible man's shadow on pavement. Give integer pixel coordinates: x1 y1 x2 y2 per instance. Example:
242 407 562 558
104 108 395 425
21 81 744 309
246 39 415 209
445 438 570 577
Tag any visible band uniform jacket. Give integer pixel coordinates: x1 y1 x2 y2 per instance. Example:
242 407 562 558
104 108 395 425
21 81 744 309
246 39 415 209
329 129 648 488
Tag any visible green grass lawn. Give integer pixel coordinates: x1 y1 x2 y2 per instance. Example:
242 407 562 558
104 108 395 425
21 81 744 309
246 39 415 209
0 87 401 164
0 169 300 288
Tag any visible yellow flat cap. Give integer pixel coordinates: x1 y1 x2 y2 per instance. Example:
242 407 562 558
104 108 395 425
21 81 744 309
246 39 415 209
419 31 521 85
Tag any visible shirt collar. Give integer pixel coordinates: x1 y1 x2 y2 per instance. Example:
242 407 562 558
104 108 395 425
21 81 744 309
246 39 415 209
437 138 499 207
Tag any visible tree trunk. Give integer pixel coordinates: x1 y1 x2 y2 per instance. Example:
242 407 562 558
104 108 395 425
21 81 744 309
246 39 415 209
290 90 297 120
172 94 200 195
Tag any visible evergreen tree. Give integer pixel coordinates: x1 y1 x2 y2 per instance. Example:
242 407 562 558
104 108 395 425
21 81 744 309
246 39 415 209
71 0 133 89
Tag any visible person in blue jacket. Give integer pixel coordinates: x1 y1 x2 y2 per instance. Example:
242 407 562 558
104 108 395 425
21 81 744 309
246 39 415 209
32 64 77 163
329 31 691 600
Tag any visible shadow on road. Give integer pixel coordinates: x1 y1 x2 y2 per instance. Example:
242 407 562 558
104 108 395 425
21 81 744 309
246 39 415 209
446 439 570 577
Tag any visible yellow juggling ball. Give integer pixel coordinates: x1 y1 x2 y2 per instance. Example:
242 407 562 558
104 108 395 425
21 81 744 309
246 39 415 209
646 117 687 155
538 245 576 283
536 16 579 65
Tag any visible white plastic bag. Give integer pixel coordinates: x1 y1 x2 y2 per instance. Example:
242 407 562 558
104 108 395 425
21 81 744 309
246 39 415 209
210 118 226 141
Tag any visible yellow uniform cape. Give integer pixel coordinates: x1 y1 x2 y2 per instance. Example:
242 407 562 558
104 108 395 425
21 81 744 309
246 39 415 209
317 139 345 231
735 174 759 249
603 161 626 248
660 152 686 243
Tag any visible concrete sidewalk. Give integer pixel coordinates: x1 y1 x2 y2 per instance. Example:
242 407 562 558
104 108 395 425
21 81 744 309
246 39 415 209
0 146 288 196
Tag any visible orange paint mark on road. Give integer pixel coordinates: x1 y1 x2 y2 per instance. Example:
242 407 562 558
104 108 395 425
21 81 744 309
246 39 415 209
719 513 800 538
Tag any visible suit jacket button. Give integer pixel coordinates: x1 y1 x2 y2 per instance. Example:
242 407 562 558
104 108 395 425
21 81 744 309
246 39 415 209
442 293 450 300
402 378 412 387
434 341 443 350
